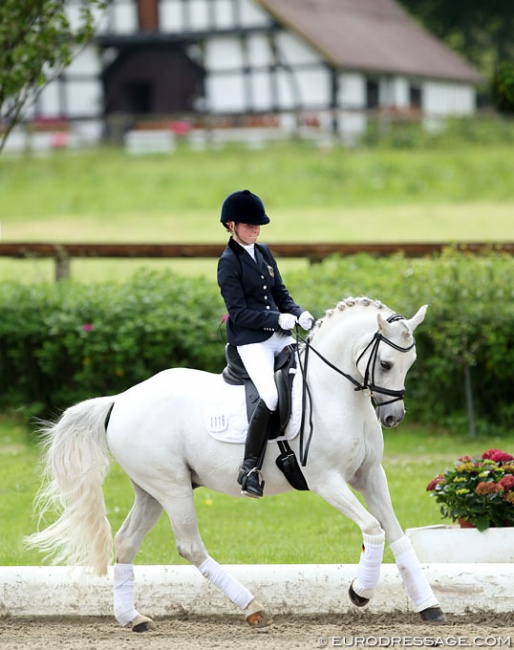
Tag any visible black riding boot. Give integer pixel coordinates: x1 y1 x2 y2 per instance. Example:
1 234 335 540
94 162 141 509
238 398 273 498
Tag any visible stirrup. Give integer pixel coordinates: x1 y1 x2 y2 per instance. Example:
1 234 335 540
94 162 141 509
240 467 265 498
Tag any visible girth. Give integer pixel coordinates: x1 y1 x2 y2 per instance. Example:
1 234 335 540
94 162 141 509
222 343 297 439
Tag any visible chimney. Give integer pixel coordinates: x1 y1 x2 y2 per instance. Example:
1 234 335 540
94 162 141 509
137 0 159 32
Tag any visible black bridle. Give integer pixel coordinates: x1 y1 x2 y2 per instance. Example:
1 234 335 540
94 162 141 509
295 313 415 466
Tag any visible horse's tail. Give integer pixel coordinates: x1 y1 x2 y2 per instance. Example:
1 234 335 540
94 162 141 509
25 396 115 576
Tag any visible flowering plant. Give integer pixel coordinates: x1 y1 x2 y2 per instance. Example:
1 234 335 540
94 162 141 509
426 449 514 531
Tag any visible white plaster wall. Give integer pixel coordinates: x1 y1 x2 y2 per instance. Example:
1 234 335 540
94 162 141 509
160 0 182 32
205 37 244 71
37 82 61 116
67 45 101 76
66 81 102 117
247 34 273 67
250 71 273 110
391 76 410 108
109 0 138 34
190 0 211 31
338 72 365 109
206 74 246 112
277 68 300 110
240 0 272 27
423 81 475 115
294 68 331 107
214 0 237 30
276 31 321 65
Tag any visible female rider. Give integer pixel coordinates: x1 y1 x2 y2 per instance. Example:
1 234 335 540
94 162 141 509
217 189 314 498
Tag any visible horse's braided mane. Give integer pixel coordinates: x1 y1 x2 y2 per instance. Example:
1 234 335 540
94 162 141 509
307 296 386 341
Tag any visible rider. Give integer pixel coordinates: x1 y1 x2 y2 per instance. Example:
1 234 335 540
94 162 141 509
217 189 314 498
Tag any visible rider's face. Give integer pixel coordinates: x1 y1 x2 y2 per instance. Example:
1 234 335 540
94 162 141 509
229 222 261 246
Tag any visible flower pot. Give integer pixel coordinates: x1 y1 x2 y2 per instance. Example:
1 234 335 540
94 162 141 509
406 525 514 563
457 518 475 528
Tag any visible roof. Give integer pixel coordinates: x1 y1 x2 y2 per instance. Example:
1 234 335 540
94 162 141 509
256 0 483 84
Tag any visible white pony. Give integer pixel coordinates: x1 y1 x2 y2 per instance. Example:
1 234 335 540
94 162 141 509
27 297 444 631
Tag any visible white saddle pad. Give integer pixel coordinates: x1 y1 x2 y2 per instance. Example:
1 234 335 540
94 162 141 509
205 369 303 444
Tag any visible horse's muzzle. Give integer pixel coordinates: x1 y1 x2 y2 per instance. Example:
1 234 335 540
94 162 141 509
376 403 405 429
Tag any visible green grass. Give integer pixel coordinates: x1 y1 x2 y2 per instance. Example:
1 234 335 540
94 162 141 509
1 143 513 282
2 414 512 567
1 141 514 564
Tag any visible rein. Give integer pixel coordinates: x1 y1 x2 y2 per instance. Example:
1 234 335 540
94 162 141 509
294 313 415 466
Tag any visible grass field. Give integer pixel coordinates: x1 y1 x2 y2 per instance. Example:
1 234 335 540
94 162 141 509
1 141 513 566
1 143 513 282
2 414 513 567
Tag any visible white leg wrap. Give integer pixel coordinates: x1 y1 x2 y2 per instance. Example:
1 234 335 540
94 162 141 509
353 533 385 599
390 536 440 612
113 563 139 626
199 556 253 609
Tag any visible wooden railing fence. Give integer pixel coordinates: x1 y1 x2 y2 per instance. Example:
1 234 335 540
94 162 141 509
0 242 512 282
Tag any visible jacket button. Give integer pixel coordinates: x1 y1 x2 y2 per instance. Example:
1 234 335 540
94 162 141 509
266 306 270 310
263 285 267 289
264 295 268 300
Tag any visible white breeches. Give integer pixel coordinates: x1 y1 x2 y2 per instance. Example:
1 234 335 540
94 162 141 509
237 333 294 411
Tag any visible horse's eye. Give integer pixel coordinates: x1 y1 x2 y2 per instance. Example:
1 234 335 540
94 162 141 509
380 361 392 371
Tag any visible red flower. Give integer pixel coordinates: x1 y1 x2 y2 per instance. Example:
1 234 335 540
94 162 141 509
482 449 514 463
82 323 93 332
499 475 514 491
426 474 444 491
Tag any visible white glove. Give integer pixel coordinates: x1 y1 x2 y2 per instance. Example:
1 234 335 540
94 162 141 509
298 311 314 330
278 313 297 330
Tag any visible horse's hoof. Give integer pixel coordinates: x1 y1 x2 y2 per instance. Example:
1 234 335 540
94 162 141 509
420 607 446 623
348 581 369 608
245 599 272 628
131 614 155 632
246 610 273 628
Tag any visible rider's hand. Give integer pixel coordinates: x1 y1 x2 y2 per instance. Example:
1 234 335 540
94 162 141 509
278 313 297 330
298 311 314 330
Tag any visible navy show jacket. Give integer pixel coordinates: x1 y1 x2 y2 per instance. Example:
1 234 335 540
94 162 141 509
217 237 303 346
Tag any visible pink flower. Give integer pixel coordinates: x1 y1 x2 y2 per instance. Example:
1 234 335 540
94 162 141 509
221 313 229 323
83 323 93 332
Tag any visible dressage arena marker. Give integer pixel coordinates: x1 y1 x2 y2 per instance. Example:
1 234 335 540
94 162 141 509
1 564 512 618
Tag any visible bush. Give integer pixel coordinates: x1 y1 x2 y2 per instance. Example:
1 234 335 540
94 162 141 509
286 248 514 435
0 270 226 417
1 251 513 435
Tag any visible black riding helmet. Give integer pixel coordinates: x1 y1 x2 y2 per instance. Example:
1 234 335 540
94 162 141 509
220 189 270 227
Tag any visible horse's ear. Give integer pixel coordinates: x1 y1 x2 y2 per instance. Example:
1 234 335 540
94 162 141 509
377 312 393 335
406 304 428 332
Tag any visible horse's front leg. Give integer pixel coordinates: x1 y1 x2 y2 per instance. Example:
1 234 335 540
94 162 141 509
313 473 387 604
351 463 445 623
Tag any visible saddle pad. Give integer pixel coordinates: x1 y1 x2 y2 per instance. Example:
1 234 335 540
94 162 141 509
205 371 303 444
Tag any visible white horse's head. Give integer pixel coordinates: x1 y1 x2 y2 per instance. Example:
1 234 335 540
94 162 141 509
307 298 427 430
357 303 428 428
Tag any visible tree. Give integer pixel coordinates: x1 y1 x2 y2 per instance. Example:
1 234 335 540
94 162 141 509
397 0 514 77
0 0 108 153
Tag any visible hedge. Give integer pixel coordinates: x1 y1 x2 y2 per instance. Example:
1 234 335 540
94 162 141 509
1 250 513 435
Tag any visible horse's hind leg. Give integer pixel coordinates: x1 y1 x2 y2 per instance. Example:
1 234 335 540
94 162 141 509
113 481 163 632
163 483 272 627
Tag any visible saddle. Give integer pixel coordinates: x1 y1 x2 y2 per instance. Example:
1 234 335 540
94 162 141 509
222 343 297 439
222 343 309 492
